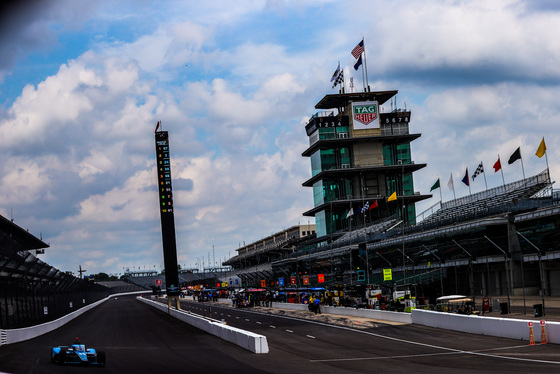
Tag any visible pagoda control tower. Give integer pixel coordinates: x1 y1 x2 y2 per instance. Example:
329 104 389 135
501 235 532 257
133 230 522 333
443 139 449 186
302 91 431 241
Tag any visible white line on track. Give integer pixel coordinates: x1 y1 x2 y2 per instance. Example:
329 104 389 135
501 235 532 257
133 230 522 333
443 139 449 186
306 335 316 339
311 345 544 363
245 319 250 321
286 330 293 333
256 322 262 324
182 302 560 366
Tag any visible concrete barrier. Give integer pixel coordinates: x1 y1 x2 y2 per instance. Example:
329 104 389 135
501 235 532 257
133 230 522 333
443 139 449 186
271 302 412 323
0 291 146 346
138 297 269 354
411 309 560 344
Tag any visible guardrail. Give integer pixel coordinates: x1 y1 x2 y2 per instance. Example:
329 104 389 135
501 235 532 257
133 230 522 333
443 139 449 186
0 291 145 346
270 302 412 323
138 297 269 354
411 309 560 344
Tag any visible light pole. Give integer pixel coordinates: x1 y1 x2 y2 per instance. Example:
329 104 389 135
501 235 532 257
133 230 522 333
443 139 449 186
517 231 546 316
484 235 511 313
422 245 444 297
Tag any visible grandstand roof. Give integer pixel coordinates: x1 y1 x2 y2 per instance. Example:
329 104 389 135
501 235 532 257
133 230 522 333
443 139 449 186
315 90 398 109
0 214 49 252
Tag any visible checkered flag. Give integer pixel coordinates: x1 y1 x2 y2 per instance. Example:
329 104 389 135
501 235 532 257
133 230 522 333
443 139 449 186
472 162 484 180
361 201 369 213
332 70 344 89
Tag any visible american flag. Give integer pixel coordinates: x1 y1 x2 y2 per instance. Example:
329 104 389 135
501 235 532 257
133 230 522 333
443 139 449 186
351 40 365 59
472 162 484 180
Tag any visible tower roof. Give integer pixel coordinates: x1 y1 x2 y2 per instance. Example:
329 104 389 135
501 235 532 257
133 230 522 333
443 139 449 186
315 90 398 109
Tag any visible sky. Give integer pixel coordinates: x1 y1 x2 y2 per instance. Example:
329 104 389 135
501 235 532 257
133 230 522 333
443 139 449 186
1 0 559 277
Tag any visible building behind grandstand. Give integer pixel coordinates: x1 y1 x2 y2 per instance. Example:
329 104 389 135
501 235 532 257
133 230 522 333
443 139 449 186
220 89 560 309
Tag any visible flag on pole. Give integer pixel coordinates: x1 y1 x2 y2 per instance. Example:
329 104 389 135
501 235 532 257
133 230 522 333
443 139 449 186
472 162 484 180
330 63 340 82
387 191 397 202
332 70 344 88
493 157 502 172
154 121 160 133
369 200 378 210
354 55 362 70
535 138 547 158
345 207 354 219
430 179 440 192
508 147 522 164
351 40 365 58
462 168 470 186
361 201 370 213
448 173 454 191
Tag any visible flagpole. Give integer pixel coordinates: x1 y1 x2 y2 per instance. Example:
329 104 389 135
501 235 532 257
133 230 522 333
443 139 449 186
362 37 370 91
466 168 472 195
520 151 526 180
361 57 366 92
439 179 443 203
449 174 456 200
482 161 488 190
498 154 505 186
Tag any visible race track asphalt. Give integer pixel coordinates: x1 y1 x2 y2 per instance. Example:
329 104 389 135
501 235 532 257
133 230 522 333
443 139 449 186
1 295 560 374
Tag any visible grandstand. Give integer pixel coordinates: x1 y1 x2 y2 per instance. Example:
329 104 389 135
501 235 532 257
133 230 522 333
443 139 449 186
254 168 560 304
0 214 111 328
122 269 238 291
418 169 551 228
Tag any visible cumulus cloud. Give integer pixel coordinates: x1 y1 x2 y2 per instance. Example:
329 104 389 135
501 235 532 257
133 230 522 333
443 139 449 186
1 0 560 274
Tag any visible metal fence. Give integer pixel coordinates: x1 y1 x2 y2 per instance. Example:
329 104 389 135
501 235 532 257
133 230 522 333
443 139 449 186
0 278 109 329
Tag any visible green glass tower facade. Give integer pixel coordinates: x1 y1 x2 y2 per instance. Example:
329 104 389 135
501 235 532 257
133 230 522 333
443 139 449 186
302 91 430 240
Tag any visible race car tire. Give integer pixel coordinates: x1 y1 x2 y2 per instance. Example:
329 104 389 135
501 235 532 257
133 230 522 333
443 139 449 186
57 348 68 365
97 351 106 367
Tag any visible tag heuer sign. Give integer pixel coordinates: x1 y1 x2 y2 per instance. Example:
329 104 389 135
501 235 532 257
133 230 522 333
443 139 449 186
352 101 379 130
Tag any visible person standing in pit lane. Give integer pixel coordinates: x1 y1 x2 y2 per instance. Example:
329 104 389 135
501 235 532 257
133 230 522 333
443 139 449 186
313 296 321 314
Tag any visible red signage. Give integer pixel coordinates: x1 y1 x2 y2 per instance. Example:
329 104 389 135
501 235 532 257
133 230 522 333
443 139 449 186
318 274 325 283
290 276 296 285
260 280 266 288
354 112 377 125
303 275 309 285
155 279 162 286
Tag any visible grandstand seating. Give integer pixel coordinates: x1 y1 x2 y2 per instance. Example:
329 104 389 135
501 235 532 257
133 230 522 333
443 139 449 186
333 217 400 245
419 169 550 227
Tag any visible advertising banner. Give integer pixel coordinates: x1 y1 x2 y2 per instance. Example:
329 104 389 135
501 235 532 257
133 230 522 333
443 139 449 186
352 101 379 130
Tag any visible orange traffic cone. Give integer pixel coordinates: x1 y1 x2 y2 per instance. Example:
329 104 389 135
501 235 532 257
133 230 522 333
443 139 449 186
529 323 535 345
541 322 547 345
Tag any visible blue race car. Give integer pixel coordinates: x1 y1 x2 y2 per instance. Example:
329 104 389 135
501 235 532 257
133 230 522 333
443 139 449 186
51 338 106 367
